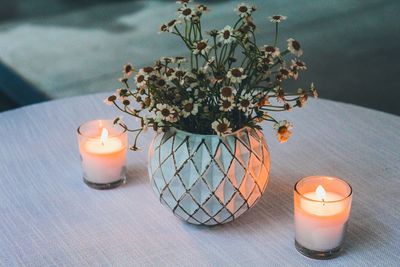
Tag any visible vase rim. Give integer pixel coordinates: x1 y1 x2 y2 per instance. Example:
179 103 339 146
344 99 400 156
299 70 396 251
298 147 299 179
172 126 254 138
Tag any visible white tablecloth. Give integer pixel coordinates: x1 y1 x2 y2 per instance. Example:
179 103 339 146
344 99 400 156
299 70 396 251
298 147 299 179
1 93 399 266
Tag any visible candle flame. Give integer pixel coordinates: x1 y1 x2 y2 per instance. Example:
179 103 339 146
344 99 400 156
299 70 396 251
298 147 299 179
100 128 108 145
316 185 326 201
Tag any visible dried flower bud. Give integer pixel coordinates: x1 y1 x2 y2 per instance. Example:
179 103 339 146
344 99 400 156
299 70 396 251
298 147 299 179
152 123 158 131
119 89 128 96
284 103 292 111
159 24 168 32
228 57 237 63
123 99 130 106
207 29 219 37
143 67 154 73
176 0 191 5
157 79 166 87
144 97 151 107
310 83 318 98
113 116 123 125
162 125 170 132
296 99 303 108
118 77 128 83
245 17 256 30
130 146 139 151
108 95 117 102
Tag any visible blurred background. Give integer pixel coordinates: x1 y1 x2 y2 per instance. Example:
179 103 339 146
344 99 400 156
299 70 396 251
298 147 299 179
0 0 399 115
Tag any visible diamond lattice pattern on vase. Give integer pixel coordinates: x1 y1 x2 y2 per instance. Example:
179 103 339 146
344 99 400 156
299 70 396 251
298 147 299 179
148 127 270 225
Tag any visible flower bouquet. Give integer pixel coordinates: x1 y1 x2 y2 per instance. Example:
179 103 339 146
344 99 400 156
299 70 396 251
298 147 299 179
105 1 317 225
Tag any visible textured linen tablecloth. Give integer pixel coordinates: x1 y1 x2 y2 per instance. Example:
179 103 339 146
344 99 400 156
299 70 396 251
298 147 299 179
0 93 399 266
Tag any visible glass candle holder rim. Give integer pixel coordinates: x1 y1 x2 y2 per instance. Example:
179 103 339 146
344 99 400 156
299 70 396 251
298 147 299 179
77 119 127 138
294 175 353 204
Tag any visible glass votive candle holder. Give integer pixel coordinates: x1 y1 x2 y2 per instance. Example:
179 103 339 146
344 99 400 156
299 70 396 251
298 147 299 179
77 119 128 189
294 176 352 259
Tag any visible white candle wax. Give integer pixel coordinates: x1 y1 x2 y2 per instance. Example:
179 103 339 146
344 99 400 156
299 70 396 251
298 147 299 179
78 124 127 185
294 178 352 252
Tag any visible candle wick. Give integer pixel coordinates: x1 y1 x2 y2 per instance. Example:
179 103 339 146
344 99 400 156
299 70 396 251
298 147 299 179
322 198 325 206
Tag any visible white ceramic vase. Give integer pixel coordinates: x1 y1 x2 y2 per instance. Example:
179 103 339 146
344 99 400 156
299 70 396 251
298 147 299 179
148 127 270 225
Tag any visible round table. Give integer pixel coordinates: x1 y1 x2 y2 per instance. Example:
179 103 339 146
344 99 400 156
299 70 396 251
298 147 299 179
1 93 399 266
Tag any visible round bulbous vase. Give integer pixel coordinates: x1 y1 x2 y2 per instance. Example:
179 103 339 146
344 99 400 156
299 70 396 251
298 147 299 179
148 127 270 226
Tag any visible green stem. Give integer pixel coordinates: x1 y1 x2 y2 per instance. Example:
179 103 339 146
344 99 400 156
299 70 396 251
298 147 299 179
274 22 278 47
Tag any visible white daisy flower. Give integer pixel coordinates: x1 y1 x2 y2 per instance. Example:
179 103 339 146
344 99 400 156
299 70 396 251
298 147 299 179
160 57 173 63
123 63 134 77
181 98 199 118
290 59 307 80
269 15 287 23
168 68 186 82
193 39 210 55
219 99 235 112
287 38 303 57
263 45 280 58
259 55 274 67
163 68 175 80
227 67 247 83
156 104 176 122
183 72 198 87
196 4 209 13
273 120 293 143
172 56 187 64
135 67 153 87
219 86 236 100
134 72 147 88
238 93 254 112
169 107 180 123
115 88 128 101
211 118 232 136
178 6 195 20
218 26 236 44
278 68 291 80
159 19 181 33
291 59 307 70
234 3 255 18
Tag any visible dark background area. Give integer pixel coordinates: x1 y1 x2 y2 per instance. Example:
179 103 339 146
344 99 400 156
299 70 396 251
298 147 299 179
0 0 399 115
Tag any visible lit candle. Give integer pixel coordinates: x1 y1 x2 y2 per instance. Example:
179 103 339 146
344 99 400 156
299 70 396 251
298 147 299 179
77 120 127 189
294 176 352 259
